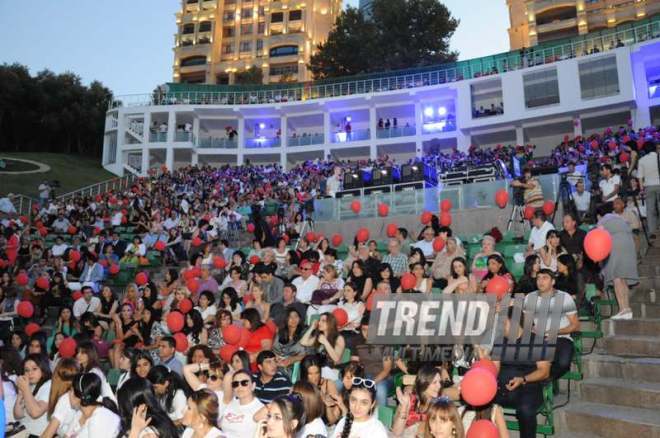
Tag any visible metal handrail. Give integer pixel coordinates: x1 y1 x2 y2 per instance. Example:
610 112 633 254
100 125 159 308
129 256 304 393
57 173 138 202
109 19 659 109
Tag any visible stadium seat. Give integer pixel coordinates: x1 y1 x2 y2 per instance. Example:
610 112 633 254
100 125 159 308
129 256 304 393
378 405 395 429
291 362 300 383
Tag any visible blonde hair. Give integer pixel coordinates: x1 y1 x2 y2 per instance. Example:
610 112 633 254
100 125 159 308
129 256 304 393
191 389 219 426
423 398 465 438
48 358 80 418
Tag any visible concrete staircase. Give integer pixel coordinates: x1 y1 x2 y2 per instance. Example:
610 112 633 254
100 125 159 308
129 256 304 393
555 246 660 438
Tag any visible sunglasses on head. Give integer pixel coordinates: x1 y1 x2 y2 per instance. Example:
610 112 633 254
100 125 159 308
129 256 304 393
352 377 375 389
232 379 251 388
430 395 451 406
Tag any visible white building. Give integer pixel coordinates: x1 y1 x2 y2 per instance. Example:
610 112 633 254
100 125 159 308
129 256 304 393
102 17 660 177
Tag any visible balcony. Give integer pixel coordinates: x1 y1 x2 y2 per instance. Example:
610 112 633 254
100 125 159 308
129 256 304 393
245 136 281 148
288 133 324 146
331 128 370 143
537 17 577 34
202 0 217 9
422 119 456 134
532 0 576 13
375 125 416 139
196 137 238 148
175 131 193 142
149 132 168 142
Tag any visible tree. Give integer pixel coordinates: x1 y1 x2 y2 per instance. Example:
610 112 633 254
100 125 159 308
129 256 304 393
235 66 263 85
309 0 459 79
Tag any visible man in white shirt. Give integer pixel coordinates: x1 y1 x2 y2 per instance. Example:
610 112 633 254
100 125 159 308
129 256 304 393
38 181 50 205
73 286 102 319
527 211 555 253
413 226 436 258
52 213 72 234
291 260 320 304
598 164 620 205
573 180 591 221
51 236 69 257
637 142 660 234
325 166 342 198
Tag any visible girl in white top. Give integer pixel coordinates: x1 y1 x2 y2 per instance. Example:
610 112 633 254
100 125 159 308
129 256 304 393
76 340 117 403
336 284 365 332
221 369 264 437
292 381 328 438
181 389 225 438
41 357 81 438
423 396 466 438
331 379 388 438
13 354 52 436
68 373 121 438
117 376 180 438
254 394 305 438
147 365 188 426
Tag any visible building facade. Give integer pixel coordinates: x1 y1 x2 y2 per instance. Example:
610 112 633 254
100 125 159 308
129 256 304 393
105 18 660 176
173 0 341 85
507 0 660 50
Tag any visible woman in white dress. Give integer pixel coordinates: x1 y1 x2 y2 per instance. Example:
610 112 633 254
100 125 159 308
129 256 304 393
13 354 52 437
41 358 81 438
68 373 121 438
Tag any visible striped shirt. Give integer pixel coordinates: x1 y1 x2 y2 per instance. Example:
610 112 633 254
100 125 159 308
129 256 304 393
253 371 292 404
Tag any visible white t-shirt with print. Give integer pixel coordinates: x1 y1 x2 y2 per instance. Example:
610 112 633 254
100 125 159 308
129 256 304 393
182 426 225 438
220 397 264 438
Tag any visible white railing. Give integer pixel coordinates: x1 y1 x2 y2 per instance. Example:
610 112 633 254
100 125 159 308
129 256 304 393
109 18 659 109
8 194 37 216
57 173 138 202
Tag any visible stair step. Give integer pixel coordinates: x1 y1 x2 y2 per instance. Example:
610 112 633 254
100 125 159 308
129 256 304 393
630 285 657 303
579 377 660 410
583 354 660 383
603 334 660 357
631 302 660 318
603 318 660 336
563 402 660 437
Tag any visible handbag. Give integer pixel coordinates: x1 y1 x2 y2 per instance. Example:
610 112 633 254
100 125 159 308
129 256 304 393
310 288 338 305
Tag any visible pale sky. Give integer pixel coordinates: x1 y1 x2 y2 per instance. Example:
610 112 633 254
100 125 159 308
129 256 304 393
0 0 510 96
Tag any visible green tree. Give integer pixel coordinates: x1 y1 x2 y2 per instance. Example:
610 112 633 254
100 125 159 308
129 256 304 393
309 0 459 79
235 66 263 85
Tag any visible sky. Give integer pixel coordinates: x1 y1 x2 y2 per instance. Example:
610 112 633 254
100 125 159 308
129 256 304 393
0 0 509 96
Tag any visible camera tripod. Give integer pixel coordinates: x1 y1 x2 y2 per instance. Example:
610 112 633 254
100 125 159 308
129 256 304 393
551 177 577 224
507 202 529 235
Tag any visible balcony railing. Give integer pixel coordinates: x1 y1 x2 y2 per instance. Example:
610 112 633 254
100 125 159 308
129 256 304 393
110 18 660 109
375 125 417 139
245 137 281 148
196 137 238 148
288 133 324 146
330 128 370 143
149 132 168 142
175 131 193 142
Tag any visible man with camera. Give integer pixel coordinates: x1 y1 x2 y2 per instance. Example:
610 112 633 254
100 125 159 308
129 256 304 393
511 166 544 209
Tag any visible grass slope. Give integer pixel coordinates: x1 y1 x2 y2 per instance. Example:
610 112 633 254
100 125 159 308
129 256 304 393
0 153 115 198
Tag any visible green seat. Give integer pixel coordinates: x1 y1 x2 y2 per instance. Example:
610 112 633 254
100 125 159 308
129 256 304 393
291 362 300 384
306 313 321 326
339 348 351 364
107 368 122 388
504 383 555 436
378 406 395 429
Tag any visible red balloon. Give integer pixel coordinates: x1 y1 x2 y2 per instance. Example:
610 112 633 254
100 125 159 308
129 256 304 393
223 325 242 345
17 301 35 318
154 240 166 251
433 237 445 253
72 290 83 301
350 200 361 214
16 272 29 286
167 311 185 333
179 298 193 314
67 225 77 235
69 250 81 262
356 228 369 243
440 212 452 226
377 203 389 217
485 276 510 299
524 206 535 220
401 272 416 290
472 359 498 378
584 228 612 262
173 332 189 352
332 308 349 328
238 327 251 348
109 264 120 275
59 338 77 358
461 368 498 407
420 211 432 225
249 255 260 265
213 256 227 269
331 234 343 247
183 269 196 281
495 189 509 208
247 223 256 233
219 344 239 363
36 276 50 290
590 139 599 150
19 215 29 225
25 322 41 337
306 231 316 243
366 290 387 312
386 223 398 238
466 419 499 438
620 152 630 163
440 199 452 212
281 234 290 243
192 237 203 247
186 278 200 294
135 272 148 286
38 227 48 237
542 200 555 216
94 227 102 236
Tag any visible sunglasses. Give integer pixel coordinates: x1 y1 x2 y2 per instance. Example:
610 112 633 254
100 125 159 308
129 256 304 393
352 377 376 389
232 379 251 388
430 395 452 406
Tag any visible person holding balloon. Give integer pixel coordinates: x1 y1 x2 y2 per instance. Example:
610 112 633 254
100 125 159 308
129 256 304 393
474 255 514 295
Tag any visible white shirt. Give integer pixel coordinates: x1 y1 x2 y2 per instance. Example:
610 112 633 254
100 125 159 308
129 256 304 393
599 174 621 200
326 175 341 197
196 304 217 322
331 415 388 438
297 417 328 438
573 190 591 212
165 389 188 421
182 426 225 438
52 391 77 437
413 239 434 257
292 275 321 304
20 380 52 436
73 296 102 318
72 406 121 438
638 152 660 187
3 378 17 423
111 212 123 227
220 397 264 438
52 243 69 257
528 221 555 251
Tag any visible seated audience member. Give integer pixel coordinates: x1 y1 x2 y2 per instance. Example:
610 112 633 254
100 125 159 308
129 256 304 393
253 350 292 404
221 368 264 436
331 377 389 437
527 211 555 253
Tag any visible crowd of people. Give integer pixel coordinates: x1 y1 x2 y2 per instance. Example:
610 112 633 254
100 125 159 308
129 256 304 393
0 124 656 438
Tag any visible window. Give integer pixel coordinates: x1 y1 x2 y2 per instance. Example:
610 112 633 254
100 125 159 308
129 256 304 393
257 22 266 34
470 78 503 118
182 24 195 34
241 23 253 35
270 63 298 76
241 8 253 19
186 0 198 4
258 6 265 16
579 56 619 99
223 11 235 21
240 41 252 52
222 43 234 54
270 45 298 57
523 68 560 108
180 56 207 67
271 12 284 22
198 21 212 32
289 10 302 20
223 26 235 37
198 36 211 44
256 39 264 51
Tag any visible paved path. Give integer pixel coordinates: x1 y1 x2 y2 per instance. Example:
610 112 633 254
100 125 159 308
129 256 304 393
0 157 51 174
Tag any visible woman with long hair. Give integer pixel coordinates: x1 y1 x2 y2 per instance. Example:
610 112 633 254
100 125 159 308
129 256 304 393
95 285 118 329
538 229 566 272
392 365 444 437
347 260 373 302
423 397 465 438
241 308 274 361
246 282 270 322
117 377 179 438
272 307 307 368
556 253 584 302
298 353 341 425
67 372 120 436
76 340 116 401
180 389 223 438
41 358 80 438
219 287 243 320
377 263 400 293
331 378 388 438
183 309 208 347
475 254 515 294
514 255 541 295
291 381 328 437
148 365 190 426
336 282 365 335
300 312 346 366
0 346 21 423
254 394 306 438
443 257 472 294
13 353 53 436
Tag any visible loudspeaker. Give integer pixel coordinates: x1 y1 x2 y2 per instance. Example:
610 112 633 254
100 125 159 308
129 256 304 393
401 164 424 182
343 171 363 189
